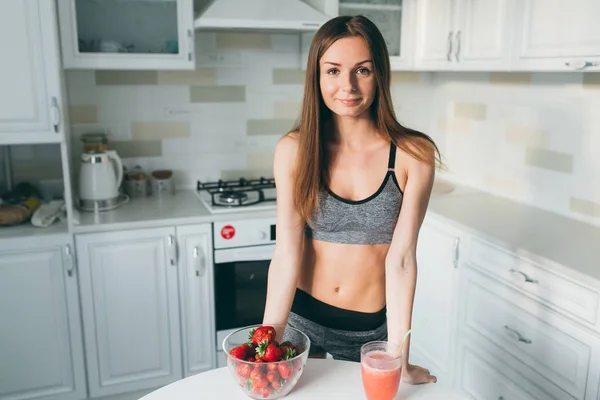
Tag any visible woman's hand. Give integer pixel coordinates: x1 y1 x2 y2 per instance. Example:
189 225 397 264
402 363 437 385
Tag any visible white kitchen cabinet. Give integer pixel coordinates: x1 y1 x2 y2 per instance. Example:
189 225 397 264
457 264 600 400
57 0 195 70
410 215 463 385
176 224 217 376
414 0 513 71
75 227 182 398
0 234 86 400
338 0 416 70
511 0 600 72
0 0 65 145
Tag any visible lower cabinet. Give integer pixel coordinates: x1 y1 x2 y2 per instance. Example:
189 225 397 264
0 234 86 400
74 223 216 398
411 215 462 385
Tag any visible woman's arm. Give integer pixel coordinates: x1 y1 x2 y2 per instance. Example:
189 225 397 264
386 145 436 384
262 134 305 334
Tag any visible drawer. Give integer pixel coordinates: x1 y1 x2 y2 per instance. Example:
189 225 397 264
469 237 599 326
459 343 549 400
462 270 592 400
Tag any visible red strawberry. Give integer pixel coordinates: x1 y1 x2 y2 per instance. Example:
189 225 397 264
229 343 253 360
277 362 292 379
266 363 278 371
250 367 264 380
236 363 252 378
271 379 282 390
266 369 280 383
281 346 297 360
256 341 283 362
252 376 269 389
249 326 276 346
261 387 271 398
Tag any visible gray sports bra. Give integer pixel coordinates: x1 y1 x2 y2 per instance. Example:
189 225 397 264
304 143 403 245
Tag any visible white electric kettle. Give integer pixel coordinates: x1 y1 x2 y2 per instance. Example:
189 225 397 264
78 150 124 211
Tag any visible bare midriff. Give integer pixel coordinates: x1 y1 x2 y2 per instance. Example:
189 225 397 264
297 238 389 313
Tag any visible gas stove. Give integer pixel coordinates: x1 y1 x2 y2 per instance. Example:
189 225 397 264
196 177 277 214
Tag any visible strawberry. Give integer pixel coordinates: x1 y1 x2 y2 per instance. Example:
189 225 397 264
256 341 283 362
249 326 276 346
261 387 270 398
266 369 280 383
252 376 269 389
271 379 282 390
236 363 252 378
277 362 292 379
229 343 253 360
266 363 278 371
281 346 297 360
250 367 264 380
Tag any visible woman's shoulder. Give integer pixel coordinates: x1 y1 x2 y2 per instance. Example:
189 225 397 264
275 131 300 163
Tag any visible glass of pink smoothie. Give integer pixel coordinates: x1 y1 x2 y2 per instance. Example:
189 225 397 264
360 341 403 400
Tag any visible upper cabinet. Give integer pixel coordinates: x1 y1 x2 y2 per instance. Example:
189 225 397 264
512 0 600 72
415 0 513 71
338 0 416 70
57 0 195 70
0 1 65 145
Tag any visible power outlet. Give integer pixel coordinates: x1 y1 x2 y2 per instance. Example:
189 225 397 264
197 52 243 67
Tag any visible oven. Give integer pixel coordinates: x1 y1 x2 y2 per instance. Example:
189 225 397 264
212 218 276 368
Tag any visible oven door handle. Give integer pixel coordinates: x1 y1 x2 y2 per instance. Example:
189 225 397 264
214 244 276 264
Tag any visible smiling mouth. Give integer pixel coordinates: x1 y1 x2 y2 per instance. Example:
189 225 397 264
338 98 361 105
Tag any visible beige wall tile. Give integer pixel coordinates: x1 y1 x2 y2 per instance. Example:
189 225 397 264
525 148 573 173
216 32 270 50
132 122 190 141
570 197 600 217
221 169 273 180
391 72 420 84
273 69 305 85
247 119 296 135
247 152 275 170
583 74 600 89
453 102 487 120
157 69 218 85
438 116 470 134
482 174 521 196
96 71 158 85
490 73 532 86
190 85 245 102
274 101 302 119
505 125 549 148
111 141 162 158
69 105 98 124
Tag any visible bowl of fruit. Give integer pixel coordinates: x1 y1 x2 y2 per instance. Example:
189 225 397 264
223 324 310 399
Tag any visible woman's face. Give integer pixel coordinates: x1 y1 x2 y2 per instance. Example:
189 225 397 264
319 36 377 119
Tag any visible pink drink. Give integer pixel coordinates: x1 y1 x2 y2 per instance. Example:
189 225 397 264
361 343 402 400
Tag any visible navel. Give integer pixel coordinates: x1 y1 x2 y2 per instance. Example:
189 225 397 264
334 287 340 293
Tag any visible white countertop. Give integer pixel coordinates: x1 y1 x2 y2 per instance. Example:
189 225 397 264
139 359 466 400
71 180 600 286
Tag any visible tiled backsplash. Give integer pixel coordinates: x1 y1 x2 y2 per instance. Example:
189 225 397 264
10 31 600 227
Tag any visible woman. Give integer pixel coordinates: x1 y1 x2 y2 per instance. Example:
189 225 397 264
262 15 440 385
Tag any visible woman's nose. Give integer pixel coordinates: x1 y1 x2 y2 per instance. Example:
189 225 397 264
342 72 357 93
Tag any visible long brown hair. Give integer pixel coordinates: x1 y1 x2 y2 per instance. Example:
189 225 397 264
293 15 441 223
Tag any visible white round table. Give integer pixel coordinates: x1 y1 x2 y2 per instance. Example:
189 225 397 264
140 359 468 399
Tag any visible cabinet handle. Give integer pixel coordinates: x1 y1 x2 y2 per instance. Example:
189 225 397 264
452 237 460 268
447 31 454 62
455 30 462 62
187 29 193 61
193 246 206 277
565 60 599 70
167 235 177 266
509 268 538 284
504 325 532 344
64 244 75 277
498 397 505 400
51 97 61 133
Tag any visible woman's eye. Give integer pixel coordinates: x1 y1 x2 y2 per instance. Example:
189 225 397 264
357 67 370 75
327 69 339 75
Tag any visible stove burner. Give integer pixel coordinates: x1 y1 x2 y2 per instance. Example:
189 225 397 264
219 191 249 204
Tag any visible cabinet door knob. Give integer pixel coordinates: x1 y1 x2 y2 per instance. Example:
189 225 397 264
447 31 454 62
504 325 532 344
509 268 538 284
193 246 205 277
565 60 599 70
64 244 75 277
455 30 462 62
452 237 460 268
51 97 61 133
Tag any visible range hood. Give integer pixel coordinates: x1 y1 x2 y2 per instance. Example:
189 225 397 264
194 0 331 32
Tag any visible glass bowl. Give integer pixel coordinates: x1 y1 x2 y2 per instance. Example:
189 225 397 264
222 325 311 399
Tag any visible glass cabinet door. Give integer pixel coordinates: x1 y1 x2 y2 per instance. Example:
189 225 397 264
57 0 195 70
338 0 415 69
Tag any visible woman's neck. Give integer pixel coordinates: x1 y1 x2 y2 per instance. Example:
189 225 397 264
331 115 379 150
